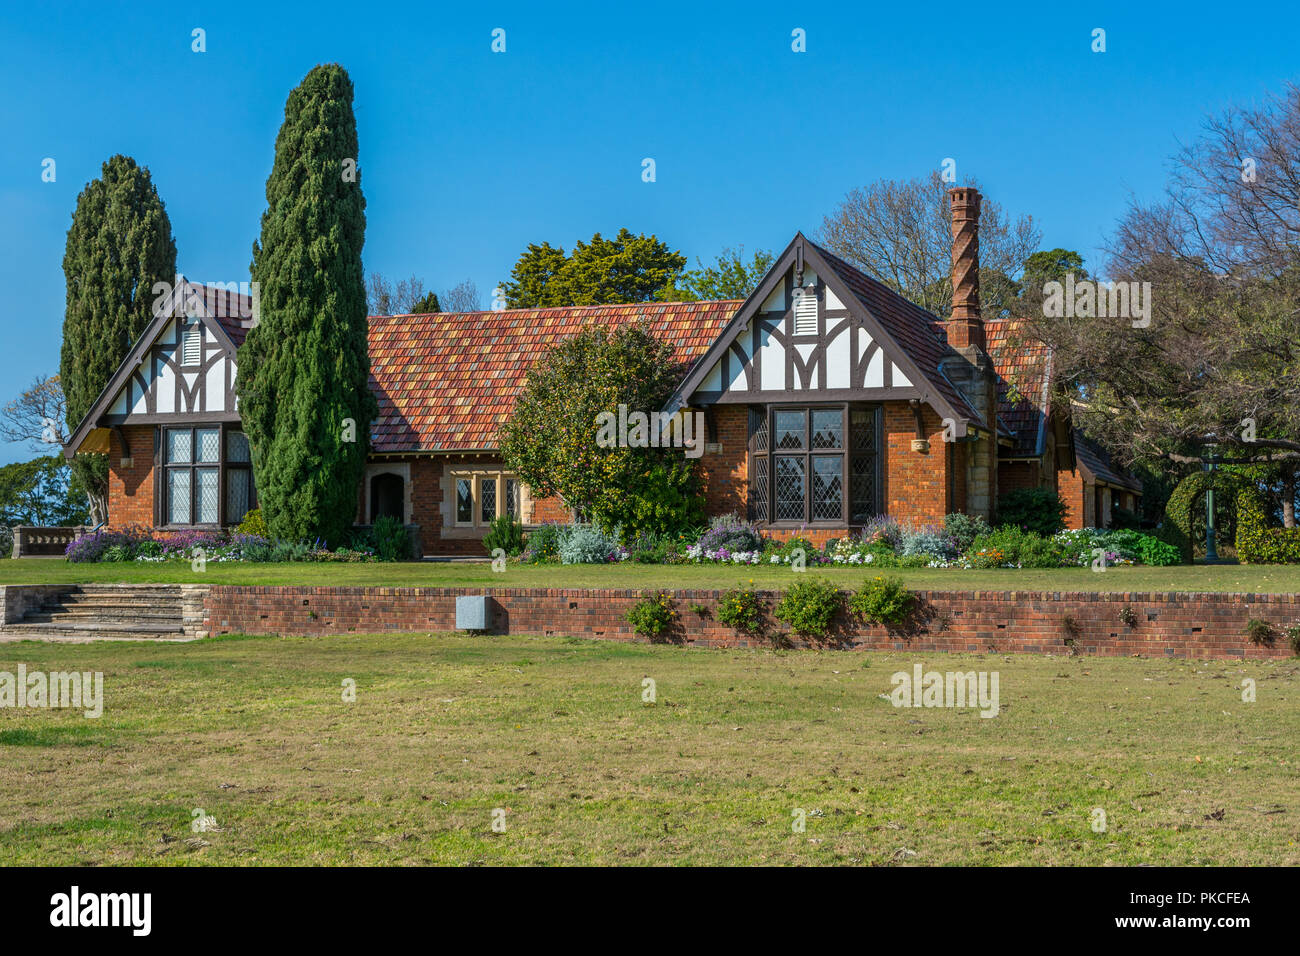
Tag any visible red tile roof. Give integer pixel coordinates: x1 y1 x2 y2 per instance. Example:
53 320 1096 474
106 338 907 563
180 280 256 347
366 300 741 453
985 318 1052 458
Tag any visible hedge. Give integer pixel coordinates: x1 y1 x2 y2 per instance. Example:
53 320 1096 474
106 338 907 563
1235 485 1300 564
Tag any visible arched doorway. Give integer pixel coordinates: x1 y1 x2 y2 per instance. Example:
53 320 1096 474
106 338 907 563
370 472 405 523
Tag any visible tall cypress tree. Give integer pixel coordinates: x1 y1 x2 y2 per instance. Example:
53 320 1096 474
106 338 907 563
239 64 376 545
60 154 177 524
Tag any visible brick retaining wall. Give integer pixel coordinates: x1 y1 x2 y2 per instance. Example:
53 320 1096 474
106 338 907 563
202 586 1299 660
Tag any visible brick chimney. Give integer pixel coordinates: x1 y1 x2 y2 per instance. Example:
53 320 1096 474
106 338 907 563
939 185 998 522
947 186 984 350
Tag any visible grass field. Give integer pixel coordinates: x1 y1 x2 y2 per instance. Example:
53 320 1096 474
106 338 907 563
3 557 1300 593
0 631 1294 865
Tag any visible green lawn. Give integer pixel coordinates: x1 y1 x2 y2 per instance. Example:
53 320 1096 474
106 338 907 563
2 556 1300 592
0 632 1293 865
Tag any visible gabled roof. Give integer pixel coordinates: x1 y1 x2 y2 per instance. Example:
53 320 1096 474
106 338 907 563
63 278 250 458
664 233 986 431
1075 433 1143 492
985 318 1052 458
808 239 986 427
367 300 739 453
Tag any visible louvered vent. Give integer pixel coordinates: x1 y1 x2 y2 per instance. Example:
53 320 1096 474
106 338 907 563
793 286 818 334
181 321 202 367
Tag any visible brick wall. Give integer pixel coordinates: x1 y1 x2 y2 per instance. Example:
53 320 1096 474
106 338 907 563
883 402 950 526
1058 466 1088 529
107 426 156 527
998 461 1042 496
700 405 747 517
201 585 1297 660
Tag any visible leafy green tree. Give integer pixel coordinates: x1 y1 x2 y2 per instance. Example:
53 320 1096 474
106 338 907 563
59 155 176 525
500 242 568 308
500 230 686 307
410 291 441 313
498 322 704 537
0 457 90 527
238 64 377 545
662 246 774 301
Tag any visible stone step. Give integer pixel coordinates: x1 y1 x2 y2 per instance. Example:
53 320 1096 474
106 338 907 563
2 620 187 637
27 608 187 623
49 597 186 611
66 587 191 599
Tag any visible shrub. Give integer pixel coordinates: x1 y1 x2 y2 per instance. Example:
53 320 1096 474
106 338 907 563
236 507 269 538
849 575 915 628
1111 505 1142 530
66 529 136 563
624 590 676 639
483 515 526 557
996 487 1068 536
1137 534 1182 567
859 515 904 549
0 525 12 558
717 582 764 634
970 527 1065 569
1163 471 1245 562
696 514 764 555
1286 624 1300 656
1245 618 1274 646
765 536 820 567
943 513 991 554
899 526 956 560
1236 485 1300 564
773 577 843 640
371 515 410 562
522 522 564 563
557 524 619 564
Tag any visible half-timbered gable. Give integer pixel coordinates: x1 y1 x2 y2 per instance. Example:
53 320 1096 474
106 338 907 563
64 280 258 529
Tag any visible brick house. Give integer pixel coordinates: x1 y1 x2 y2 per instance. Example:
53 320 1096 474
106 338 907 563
64 187 1138 554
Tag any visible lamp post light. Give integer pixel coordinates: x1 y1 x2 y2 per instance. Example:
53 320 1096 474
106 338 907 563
1204 445 1220 564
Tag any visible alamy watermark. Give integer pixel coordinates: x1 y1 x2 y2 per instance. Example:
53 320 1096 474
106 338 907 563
0 664 102 718
595 404 706 459
151 278 261 326
888 663 999 718
1042 272 1151 328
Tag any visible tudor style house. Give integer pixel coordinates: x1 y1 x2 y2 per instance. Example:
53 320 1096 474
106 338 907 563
64 187 1139 553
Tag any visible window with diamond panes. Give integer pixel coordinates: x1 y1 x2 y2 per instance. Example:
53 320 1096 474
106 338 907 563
750 406 875 526
849 407 881 523
163 426 255 526
748 407 769 522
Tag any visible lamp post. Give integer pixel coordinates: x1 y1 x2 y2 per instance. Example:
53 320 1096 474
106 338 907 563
1204 446 1219 564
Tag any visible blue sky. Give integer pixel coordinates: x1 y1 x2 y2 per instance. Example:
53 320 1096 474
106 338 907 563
1 1 1297 464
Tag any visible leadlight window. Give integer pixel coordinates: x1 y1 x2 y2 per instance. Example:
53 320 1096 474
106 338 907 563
163 426 253 526
748 405 880 526
456 479 474 523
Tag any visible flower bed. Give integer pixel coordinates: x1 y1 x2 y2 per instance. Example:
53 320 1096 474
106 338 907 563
65 526 382 564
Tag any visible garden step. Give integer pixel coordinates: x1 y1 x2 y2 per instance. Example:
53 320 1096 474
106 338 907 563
7 584 200 640
1 620 187 637
49 597 186 610
27 609 187 623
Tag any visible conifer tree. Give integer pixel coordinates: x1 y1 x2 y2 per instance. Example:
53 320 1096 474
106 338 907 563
239 64 376 544
59 154 177 524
